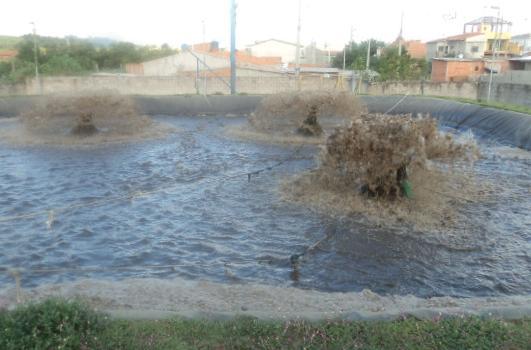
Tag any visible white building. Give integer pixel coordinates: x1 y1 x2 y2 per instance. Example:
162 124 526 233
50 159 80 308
127 45 282 76
140 50 227 76
427 33 487 60
246 39 304 65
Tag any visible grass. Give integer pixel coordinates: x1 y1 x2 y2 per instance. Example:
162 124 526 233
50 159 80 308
427 95 531 115
1 299 530 349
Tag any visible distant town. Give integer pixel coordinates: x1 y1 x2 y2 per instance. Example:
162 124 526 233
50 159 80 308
1 15 530 84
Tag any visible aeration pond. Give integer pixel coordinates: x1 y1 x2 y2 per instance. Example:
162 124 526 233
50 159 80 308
0 94 530 319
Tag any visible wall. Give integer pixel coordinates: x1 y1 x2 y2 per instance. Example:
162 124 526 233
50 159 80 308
0 74 348 97
2 74 530 108
464 39 486 59
431 60 448 82
481 71 531 84
431 59 485 82
478 81 531 107
362 80 478 100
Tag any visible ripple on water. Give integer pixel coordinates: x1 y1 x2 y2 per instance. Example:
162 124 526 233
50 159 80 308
0 116 529 297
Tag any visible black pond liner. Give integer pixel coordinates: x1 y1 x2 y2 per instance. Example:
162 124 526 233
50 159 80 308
361 95 531 150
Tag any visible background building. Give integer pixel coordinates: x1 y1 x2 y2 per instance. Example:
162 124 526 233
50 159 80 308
427 17 520 60
246 39 303 66
126 41 282 76
511 34 531 55
427 33 486 59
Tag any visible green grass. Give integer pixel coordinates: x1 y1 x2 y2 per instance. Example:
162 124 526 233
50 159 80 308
427 95 531 115
1 299 530 349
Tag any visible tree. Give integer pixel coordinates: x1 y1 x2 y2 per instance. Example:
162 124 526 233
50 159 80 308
376 47 427 81
0 34 179 81
333 39 428 81
41 55 85 75
332 40 385 71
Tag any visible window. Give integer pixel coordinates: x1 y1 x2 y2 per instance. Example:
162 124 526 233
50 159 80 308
471 46 479 53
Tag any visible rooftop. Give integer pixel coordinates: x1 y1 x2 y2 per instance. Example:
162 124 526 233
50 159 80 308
465 16 512 26
509 56 531 62
0 50 17 59
432 57 483 62
247 38 303 48
512 33 531 40
427 32 483 44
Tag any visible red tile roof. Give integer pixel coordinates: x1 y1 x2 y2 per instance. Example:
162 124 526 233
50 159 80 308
0 50 17 60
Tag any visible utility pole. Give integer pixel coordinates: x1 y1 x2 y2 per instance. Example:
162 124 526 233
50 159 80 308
342 26 353 71
342 47 346 70
366 39 371 70
487 7 501 102
30 22 41 95
230 0 237 94
398 12 404 56
295 0 302 77
202 20 207 95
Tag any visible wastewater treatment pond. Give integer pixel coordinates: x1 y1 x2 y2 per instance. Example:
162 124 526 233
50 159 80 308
0 115 530 299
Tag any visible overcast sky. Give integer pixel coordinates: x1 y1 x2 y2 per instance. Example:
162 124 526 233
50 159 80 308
1 0 530 50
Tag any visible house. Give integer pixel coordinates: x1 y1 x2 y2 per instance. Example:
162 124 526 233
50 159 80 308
302 42 333 66
431 58 485 82
427 17 520 60
246 39 304 65
427 33 487 59
391 38 427 59
427 16 524 82
509 56 531 71
511 34 531 55
0 50 17 62
463 17 520 56
125 41 282 76
404 40 427 60
431 57 510 82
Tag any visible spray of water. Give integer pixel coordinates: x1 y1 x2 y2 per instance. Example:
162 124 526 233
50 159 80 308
249 91 365 133
282 113 483 231
1 91 172 146
226 91 365 144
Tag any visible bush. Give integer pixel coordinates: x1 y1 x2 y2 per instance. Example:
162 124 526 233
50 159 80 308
40 55 86 76
0 298 106 350
0 60 35 83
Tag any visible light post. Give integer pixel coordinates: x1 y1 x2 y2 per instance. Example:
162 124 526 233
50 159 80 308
30 22 41 94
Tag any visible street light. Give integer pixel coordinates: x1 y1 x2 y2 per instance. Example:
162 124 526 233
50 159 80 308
30 22 41 94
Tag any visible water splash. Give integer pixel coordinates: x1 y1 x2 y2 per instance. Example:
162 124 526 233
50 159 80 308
0 91 173 146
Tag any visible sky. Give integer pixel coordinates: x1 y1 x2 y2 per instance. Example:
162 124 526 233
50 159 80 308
1 0 530 50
